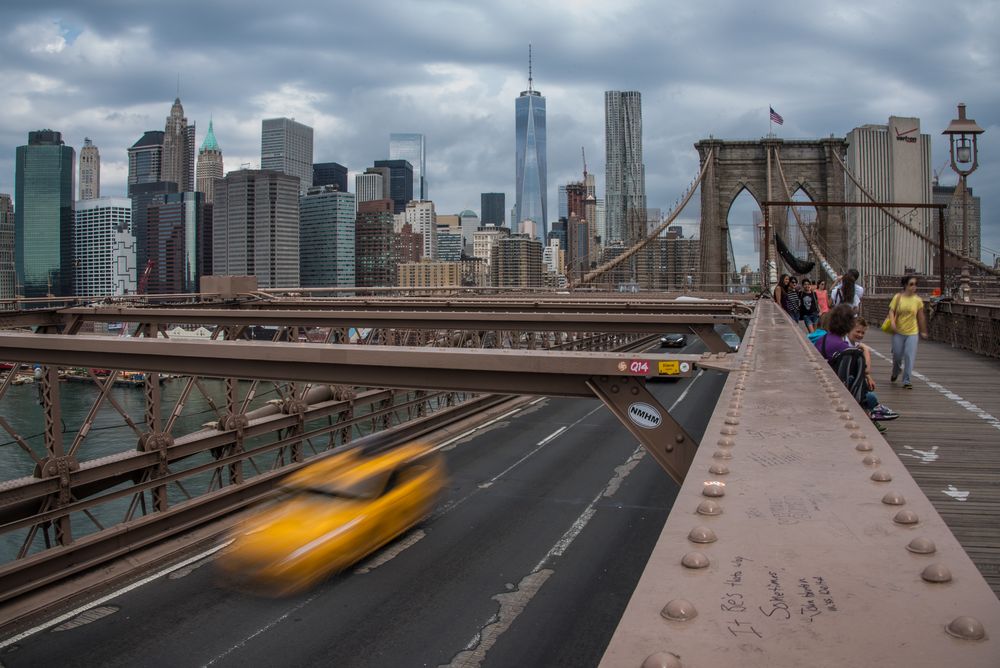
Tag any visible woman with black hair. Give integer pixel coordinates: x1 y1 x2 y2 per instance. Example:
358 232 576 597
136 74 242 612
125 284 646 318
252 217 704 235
888 274 928 389
832 269 863 311
774 274 790 311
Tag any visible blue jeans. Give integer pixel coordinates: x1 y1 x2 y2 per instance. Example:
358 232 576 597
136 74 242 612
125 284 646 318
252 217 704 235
891 334 919 384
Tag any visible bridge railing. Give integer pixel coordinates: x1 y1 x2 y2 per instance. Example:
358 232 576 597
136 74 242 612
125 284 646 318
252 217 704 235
862 297 1000 359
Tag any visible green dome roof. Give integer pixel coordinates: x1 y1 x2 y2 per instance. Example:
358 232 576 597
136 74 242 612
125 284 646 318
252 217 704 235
459 209 478 217
200 119 220 152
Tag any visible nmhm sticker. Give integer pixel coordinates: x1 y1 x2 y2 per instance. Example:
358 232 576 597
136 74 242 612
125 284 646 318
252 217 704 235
627 402 662 430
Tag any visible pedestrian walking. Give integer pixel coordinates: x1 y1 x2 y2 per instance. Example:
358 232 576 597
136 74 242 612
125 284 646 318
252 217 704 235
888 275 928 389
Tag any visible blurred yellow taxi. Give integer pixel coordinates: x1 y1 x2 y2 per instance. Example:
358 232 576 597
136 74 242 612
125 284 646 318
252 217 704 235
216 442 445 595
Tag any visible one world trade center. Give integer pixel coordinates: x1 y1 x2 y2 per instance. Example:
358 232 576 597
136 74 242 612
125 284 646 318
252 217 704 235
514 46 547 239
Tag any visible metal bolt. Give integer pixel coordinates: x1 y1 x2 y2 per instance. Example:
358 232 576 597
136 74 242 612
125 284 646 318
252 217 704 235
855 442 873 452
945 616 986 641
906 537 937 555
631 387 640 395
893 509 919 525
724 417 739 426
720 427 737 436
696 499 722 516
687 525 718 543
871 470 893 482
862 455 881 466
881 491 905 505
641 652 682 668
920 563 953 583
709 463 729 476
717 437 734 447
682 551 710 569
851 432 867 441
844 421 860 430
611 385 619 394
702 482 726 497
660 599 698 622
712 449 732 460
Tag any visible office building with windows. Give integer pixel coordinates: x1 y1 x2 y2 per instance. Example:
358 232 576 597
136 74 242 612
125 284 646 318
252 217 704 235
161 98 196 192
128 131 165 186
261 118 314 192
14 130 75 297
73 197 135 296
404 200 436 260
79 138 100 200
299 186 356 287
356 199 396 287
514 53 547 239
398 260 461 288
0 194 15 301
481 192 505 227
491 235 543 288
145 191 207 294
604 91 646 244
389 133 426 200
373 160 414 214
356 168 390 204
313 162 348 193
196 120 223 204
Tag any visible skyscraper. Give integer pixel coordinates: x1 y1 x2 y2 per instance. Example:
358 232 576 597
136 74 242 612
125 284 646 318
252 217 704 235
261 118 314 191
356 168 389 204
73 197 135 296
355 199 396 287
514 47 547 239
130 181 178 274
299 186 356 287
459 209 479 251
404 200 436 260
214 169 301 288
389 133 426 200
128 131 165 186
79 138 100 200
145 191 207 294
196 119 223 204
373 160 414 214
604 91 646 244
313 162 348 193
14 130 75 297
491 235 543 287
481 193 505 227
161 98 196 192
0 194 14 301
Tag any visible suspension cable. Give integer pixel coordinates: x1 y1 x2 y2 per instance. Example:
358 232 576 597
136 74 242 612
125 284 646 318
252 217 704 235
773 150 839 281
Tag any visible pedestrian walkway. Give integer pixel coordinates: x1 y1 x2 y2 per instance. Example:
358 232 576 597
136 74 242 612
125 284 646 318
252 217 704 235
864 328 1000 595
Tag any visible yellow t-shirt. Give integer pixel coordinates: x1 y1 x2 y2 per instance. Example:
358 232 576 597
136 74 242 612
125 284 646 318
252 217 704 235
890 294 923 336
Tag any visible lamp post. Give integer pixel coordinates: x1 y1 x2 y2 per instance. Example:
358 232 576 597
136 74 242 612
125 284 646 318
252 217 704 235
942 103 984 301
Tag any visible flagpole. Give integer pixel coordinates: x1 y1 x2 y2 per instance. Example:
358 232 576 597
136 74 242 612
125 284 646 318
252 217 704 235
768 106 772 138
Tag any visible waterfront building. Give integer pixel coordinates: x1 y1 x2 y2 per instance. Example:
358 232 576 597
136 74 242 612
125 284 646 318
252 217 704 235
398 260 461 288
356 168 390 204
161 98 196 192
299 186 356 288
261 118 314 192
213 169 300 288
313 162 348 193
73 197 135 296
604 91 646 244
491 235 543 288
145 191 207 294
0 195 14 301
14 130 75 297
846 116 933 276
404 200 436 260
481 193 504 228
196 120 223 204
79 138 100 200
373 160 414 214
355 199 396 287
389 133 426 200
514 49 547 239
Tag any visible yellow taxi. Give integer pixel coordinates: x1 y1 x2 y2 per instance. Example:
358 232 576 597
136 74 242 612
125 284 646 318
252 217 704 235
216 442 445 595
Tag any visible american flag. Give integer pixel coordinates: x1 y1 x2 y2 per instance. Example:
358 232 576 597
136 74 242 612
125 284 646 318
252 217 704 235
769 107 784 125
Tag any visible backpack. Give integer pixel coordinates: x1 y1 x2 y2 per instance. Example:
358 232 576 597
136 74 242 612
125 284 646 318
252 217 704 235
829 347 868 406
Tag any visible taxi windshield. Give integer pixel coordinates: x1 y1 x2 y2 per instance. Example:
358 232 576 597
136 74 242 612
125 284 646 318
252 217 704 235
299 470 391 500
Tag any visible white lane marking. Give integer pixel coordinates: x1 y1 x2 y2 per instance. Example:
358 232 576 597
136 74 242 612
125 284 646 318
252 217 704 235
477 427 568 489
353 530 426 575
899 445 939 463
669 369 705 412
445 445 647 668
430 407 527 453
942 485 970 502
51 605 119 632
203 592 320 667
870 348 1000 432
0 540 233 650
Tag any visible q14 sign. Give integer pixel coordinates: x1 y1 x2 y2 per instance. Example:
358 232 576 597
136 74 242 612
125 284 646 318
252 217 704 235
628 359 650 375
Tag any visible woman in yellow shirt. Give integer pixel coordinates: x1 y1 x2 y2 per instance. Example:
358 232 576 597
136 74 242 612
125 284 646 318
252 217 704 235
889 275 929 389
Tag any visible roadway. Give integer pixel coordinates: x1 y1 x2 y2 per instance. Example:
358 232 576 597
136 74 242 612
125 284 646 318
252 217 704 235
0 340 726 668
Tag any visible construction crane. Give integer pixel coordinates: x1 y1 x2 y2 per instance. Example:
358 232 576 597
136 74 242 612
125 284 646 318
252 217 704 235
582 146 588 180
137 259 154 294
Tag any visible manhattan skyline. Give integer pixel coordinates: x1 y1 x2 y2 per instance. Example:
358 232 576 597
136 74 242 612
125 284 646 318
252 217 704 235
0 1 997 269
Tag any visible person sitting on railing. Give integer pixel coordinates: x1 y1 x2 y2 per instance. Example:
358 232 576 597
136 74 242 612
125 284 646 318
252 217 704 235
848 317 899 423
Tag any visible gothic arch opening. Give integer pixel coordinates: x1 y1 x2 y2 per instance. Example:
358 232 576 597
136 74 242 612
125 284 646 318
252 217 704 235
725 186 763 280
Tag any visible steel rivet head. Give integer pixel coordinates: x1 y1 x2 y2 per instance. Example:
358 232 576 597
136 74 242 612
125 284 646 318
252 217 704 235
855 442 873 452
718 437 734 447
836 404 850 412
881 491 905 505
687 526 717 544
641 652 683 668
863 455 881 466
724 417 739 426
709 463 729 475
893 509 919 525
839 413 852 420
844 421 860 430
696 499 722 516
906 537 937 555
871 470 892 482
661 599 698 622
921 563 953 583
682 551 710 569
631 387 640 395
851 432 867 441
675 434 685 443
702 482 725 497
712 449 732 460
945 616 986 641
720 427 737 436
726 410 741 417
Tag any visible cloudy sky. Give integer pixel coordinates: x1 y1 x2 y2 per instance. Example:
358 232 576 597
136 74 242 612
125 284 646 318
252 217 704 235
1 0 997 270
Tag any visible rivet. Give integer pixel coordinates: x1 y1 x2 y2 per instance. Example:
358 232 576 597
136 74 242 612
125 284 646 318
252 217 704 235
611 385 620 394
893 509 919 525
862 455 881 466
851 432 867 441
836 404 850 412
945 616 986 641
921 563 952 583
855 442 873 452
717 437 734 447
687 526 718 543
881 491 905 505
727 410 741 417
641 652 683 668
702 482 725 497
682 551 710 569
906 537 936 555
844 421 860 430
871 470 892 482
709 463 729 475
839 413 852 420
712 449 732 460
675 434 685 443
631 387 640 395
696 499 722 516
720 427 737 436
665 443 675 453
660 599 698 622
724 417 739 426
734 384 746 391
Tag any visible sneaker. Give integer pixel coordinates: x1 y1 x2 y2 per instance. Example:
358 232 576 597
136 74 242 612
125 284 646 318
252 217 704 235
873 420 888 434
902 382 913 389
872 405 900 421
890 373 898 383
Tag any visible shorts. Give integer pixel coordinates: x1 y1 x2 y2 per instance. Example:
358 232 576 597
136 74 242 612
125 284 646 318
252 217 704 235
803 315 819 326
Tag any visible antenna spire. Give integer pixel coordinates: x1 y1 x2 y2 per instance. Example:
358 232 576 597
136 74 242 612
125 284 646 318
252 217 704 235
528 44 533 92
176 73 180 99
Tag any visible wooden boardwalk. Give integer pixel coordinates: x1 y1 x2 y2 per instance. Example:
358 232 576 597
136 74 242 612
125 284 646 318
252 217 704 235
864 328 1000 595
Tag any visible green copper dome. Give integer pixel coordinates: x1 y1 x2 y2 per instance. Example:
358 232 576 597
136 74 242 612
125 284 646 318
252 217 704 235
200 119 220 152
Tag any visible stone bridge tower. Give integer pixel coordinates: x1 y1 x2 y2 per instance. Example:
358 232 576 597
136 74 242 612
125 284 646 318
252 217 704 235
696 137 848 290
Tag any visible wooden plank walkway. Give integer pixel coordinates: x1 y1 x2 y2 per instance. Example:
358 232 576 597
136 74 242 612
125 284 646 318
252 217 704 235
864 328 1000 596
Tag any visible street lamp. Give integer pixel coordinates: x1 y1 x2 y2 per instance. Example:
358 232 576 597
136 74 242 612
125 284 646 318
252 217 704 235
942 103 984 300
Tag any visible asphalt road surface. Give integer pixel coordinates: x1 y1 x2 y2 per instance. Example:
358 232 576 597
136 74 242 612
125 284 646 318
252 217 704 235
1 340 726 668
